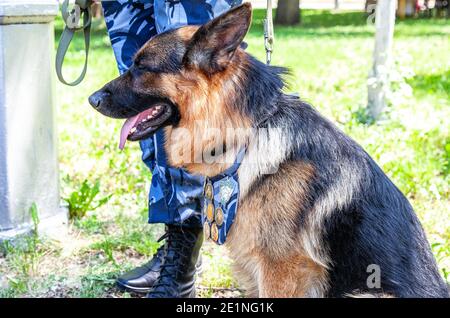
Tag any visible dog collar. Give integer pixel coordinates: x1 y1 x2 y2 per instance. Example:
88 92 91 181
201 148 246 245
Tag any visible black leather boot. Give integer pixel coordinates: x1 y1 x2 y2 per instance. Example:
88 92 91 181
116 226 202 294
147 225 203 298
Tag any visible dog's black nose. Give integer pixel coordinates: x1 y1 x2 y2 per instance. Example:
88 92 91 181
89 91 109 109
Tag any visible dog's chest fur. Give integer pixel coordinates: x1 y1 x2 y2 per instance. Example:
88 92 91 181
225 160 329 297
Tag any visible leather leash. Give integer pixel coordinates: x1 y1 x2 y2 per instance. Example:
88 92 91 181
56 0 93 86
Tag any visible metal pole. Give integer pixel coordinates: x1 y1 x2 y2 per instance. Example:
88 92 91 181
367 0 397 120
264 0 274 64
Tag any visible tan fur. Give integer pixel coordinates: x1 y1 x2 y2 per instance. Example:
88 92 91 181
226 162 329 297
161 50 252 176
132 24 252 177
258 254 328 297
175 25 200 41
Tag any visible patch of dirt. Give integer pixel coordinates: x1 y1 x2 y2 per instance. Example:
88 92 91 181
197 286 243 298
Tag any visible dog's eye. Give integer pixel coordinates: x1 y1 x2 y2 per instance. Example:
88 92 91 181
135 63 147 71
135 63 159 74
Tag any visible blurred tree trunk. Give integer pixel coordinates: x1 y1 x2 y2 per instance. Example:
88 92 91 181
335 0 340 9
275 0 300 25
367 0 396 120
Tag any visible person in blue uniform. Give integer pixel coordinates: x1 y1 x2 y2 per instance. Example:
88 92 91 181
99 0 242 298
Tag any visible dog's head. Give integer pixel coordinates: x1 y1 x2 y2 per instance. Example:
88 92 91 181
89 3 253 155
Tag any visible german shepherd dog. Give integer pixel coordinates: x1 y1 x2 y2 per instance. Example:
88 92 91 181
89 4 449 297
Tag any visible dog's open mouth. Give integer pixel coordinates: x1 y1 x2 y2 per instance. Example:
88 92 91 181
119 103 173 149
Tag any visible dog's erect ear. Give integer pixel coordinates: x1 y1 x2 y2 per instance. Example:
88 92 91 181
183 3 252 74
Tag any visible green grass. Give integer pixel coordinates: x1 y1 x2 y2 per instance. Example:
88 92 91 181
0 9 448 298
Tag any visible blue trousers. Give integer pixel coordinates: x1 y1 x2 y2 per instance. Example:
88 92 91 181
102 0 241 227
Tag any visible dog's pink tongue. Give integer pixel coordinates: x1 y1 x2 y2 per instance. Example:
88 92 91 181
119 115 140 150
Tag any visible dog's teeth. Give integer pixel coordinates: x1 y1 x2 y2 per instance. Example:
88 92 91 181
147 115 152 119
130 127 136 134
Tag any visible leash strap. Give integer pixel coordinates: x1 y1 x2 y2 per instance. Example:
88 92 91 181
264 0 274 65
56 0 92 86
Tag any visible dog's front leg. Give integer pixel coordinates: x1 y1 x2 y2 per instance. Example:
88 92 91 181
257 254 328 298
